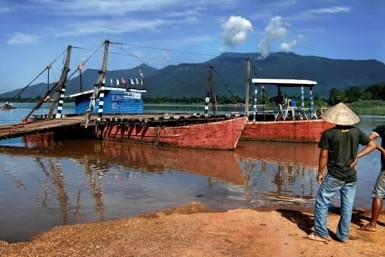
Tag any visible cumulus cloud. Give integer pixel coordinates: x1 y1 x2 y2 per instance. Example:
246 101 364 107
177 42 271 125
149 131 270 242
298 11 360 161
7 32 39 45
258 16 302 58
222 16 253 47
258 16 286 58
265 16 287 39
280 35 303 52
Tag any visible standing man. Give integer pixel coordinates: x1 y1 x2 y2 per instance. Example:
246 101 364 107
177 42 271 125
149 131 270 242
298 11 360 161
307 102 377 242
358 125 385 232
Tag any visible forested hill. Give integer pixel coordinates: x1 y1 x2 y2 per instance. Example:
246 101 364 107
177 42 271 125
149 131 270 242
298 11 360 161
2 52 385 100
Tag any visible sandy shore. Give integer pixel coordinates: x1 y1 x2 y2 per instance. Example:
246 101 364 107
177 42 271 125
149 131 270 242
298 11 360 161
1 202 384 257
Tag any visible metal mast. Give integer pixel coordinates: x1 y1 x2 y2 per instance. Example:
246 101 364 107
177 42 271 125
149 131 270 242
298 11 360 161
47 45 72 119
207 66 217 115
84 40 110 127
244 58 251 117
24 46 72 121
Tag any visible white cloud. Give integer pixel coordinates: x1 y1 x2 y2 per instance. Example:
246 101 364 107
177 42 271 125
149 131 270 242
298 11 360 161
21 0 199 16
258 15 304 58
280 35 303 52
7 32 39 45
258 16 287 58
265 16 287 40
307 6 350 15
55 18 169 37
222 16 253 47
294 6 351 20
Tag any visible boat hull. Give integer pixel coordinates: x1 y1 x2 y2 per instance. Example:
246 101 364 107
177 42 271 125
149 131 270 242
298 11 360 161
98 117 247 150
241 119 334 143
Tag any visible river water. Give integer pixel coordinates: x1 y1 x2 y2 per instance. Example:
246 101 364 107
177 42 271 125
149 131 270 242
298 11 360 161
0 102 384 242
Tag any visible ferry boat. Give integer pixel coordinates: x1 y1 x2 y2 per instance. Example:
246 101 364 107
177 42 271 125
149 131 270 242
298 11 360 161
14 40 247 150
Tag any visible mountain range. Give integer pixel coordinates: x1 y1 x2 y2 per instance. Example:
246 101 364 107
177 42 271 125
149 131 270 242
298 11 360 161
1 52 385 100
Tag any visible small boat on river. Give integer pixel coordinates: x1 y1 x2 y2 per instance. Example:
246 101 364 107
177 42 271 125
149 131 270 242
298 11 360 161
1 102 16 110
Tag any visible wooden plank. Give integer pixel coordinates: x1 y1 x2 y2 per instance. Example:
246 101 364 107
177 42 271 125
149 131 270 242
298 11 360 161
0 116 85 140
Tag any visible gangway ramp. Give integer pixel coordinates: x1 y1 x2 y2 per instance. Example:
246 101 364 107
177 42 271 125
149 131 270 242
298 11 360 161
0 116 86 141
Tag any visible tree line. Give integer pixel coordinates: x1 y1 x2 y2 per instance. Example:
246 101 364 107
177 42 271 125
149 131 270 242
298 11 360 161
2 83 384 106
144 83 385 106
142 95 243 105
328 83 385 105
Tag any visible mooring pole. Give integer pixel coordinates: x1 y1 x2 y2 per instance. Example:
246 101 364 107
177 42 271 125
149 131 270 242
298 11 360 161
245 58 251 118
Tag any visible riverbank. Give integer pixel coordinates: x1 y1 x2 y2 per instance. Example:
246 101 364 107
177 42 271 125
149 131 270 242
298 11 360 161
1 202 384 257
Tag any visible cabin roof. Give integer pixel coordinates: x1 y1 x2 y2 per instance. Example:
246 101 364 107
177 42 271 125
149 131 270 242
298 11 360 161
67 87 147 98
251 78 317 87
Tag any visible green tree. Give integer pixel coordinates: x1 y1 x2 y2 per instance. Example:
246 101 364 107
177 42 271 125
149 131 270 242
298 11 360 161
364 84 385 100
328 88 346 105
344 86 365 103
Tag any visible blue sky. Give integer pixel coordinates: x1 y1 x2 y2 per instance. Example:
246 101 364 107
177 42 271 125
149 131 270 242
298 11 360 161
0 0 384 94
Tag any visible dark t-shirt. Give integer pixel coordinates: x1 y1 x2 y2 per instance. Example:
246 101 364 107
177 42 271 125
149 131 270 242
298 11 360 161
318 126 370 182
373 124 385 170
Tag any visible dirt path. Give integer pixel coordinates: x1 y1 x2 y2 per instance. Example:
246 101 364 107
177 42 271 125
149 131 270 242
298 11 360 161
1 202 384 257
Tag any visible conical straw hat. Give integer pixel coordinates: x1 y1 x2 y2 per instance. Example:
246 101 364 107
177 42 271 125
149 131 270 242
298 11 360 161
321 102 360 125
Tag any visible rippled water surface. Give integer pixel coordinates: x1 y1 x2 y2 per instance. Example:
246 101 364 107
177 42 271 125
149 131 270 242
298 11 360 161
0 103 384 242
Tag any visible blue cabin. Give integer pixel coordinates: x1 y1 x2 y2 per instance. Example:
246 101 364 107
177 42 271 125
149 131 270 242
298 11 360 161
68 87 146 115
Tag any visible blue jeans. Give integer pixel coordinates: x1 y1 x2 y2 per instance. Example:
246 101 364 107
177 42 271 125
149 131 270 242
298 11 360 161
314 174 356 242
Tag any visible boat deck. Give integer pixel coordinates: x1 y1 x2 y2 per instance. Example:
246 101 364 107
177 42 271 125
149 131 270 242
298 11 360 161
0 113 243 141
0 116 85 140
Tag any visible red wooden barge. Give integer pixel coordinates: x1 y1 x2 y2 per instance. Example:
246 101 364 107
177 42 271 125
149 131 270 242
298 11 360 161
241 119 333 143
241 72 334 143
97 114 247 150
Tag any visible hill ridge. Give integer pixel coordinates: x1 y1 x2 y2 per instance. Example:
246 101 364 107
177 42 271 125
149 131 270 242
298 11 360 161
1 52 385 99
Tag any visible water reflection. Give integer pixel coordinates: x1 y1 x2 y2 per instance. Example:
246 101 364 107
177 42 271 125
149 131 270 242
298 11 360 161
0 139 247 242
1 106 384 242
0 138 359 243
235 141 319 207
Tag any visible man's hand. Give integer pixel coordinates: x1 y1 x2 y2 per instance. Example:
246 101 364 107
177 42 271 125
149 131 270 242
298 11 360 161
317 173 324 185
350 158 358 168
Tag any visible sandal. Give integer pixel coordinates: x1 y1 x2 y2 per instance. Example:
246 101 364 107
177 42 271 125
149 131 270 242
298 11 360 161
307 232 329 242
358 224 376 232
